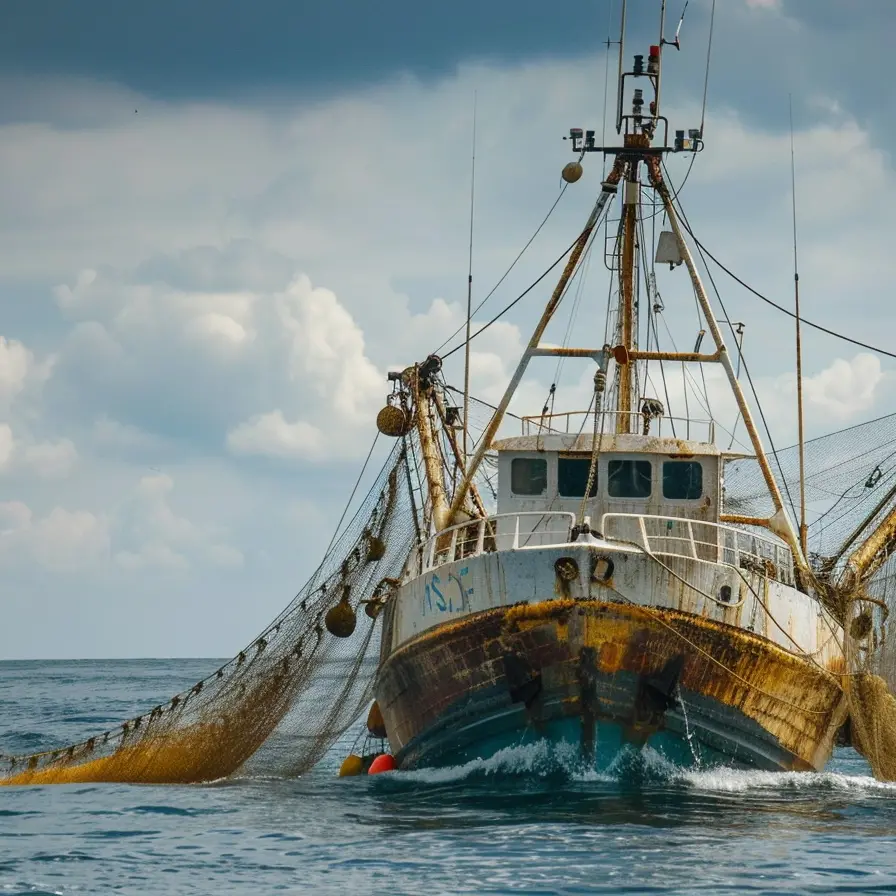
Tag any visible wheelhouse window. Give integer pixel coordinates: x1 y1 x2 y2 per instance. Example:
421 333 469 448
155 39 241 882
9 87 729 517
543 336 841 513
510 457 547 495
663 461 703 500
607 459 652 498
558 457 598 498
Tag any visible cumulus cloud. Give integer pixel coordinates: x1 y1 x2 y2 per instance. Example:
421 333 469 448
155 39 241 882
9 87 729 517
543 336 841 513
0 337 31 403
0 503 109 572
800 354 886 421
227 410 324 461
0 423 13 470
277 275 383 423
0 471 241 577
0 42 893 655
112 473 243 572
21 438 78 478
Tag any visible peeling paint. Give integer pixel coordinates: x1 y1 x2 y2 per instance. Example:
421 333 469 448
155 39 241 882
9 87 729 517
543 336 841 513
376 600 847 771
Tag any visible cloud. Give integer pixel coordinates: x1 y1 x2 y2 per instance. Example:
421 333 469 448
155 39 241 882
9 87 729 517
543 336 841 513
0 422 77 479
0 470 241 578
227 410 324 461
112 473 244 572
794 354 887 422
0 42 894 655
0 337 30 399
0 503 109 572
22 437 78 478
0 423 12 470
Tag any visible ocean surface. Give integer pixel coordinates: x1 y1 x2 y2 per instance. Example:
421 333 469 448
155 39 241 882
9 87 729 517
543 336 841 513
1 660 896 896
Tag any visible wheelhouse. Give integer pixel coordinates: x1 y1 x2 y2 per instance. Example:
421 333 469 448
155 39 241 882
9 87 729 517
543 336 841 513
493 432 724 529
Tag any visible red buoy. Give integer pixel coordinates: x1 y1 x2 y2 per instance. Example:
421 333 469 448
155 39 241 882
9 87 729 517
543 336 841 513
367 753 396 775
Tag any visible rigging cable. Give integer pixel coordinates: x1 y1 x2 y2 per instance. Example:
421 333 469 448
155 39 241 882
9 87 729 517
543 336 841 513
433 184 569 355
668 187 800 522
648 302 677 439
677 226 896 363
440 226 589 360
553 226 598 388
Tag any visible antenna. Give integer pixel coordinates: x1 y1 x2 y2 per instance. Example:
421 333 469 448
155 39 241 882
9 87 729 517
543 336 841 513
663 0 688 50
615 0 628 133
655 0 667 120
790 95 808 559
462 91 477 471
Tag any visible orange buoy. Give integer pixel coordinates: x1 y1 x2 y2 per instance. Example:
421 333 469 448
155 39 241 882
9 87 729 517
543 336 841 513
367 753 396 775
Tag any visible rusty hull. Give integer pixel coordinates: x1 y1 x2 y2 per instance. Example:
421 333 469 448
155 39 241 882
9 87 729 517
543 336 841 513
376 599 847 771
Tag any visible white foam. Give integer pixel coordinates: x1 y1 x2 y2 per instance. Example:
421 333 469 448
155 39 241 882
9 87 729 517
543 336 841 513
397 739 614 784
385 742 896 794
675 765 896 794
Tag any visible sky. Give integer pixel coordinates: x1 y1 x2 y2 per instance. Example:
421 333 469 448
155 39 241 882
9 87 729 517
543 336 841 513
1 0 895 658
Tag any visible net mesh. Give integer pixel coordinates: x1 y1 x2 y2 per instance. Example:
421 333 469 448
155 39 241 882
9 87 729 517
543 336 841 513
723 412 896 562
0 440 419 786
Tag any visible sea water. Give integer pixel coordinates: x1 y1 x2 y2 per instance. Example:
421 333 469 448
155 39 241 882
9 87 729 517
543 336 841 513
2 659 896 895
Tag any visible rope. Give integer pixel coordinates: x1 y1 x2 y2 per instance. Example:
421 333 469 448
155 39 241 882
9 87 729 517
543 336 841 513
321 431 381 559
579 373 606 524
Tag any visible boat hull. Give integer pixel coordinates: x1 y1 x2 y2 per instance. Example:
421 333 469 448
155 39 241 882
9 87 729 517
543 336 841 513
375 599 848 772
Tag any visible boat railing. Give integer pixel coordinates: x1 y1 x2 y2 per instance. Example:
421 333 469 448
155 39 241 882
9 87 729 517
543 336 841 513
417 511 576 573
520 410 715 442
600 512 795 585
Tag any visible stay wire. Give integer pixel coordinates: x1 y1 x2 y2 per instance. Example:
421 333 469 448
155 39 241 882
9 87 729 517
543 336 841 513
321 431 381 559
440 226 588 361
648 305 677 439
669 190 800 521
676 222 896 363
433 184 569 356
655 0 712 214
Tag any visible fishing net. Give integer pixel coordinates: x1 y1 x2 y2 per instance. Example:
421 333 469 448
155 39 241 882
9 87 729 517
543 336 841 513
723 411 896 563
0 439 420 786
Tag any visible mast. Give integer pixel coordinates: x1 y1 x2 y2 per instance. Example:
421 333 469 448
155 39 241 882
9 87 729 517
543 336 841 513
411 359 451 532
617 164 638 433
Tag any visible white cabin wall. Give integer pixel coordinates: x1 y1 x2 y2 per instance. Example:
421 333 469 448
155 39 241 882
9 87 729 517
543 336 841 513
496 450 720 538
598 453 719 523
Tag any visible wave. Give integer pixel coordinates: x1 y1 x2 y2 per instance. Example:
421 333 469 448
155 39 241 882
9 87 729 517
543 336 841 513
370 741 896 796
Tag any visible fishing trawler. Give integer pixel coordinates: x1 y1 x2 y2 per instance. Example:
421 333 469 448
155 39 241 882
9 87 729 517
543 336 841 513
16 1 896 793
371 3 850 773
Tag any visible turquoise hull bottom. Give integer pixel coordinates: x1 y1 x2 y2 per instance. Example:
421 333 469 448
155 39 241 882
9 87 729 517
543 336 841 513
398 710 730 774
394 686 783 774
